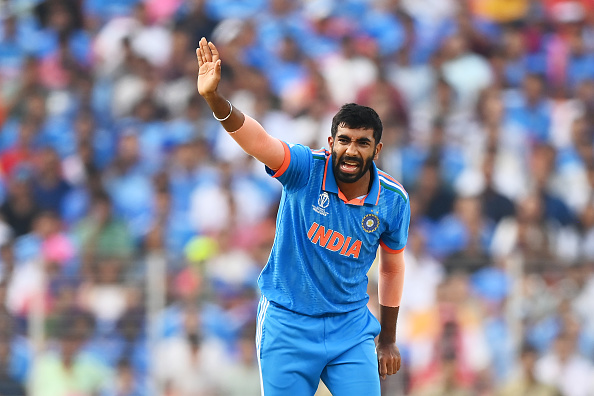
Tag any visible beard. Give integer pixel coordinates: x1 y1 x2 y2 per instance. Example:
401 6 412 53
331 150 375 184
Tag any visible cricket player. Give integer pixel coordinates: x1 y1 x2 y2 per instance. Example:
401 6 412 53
196 37 409 396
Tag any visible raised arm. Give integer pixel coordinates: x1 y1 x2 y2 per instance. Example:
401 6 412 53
376 248 405 380
196 37 285 170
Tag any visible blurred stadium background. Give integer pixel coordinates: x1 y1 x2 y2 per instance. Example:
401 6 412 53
0 0 593 395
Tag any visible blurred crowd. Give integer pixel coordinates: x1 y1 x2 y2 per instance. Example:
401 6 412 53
0 0 594 395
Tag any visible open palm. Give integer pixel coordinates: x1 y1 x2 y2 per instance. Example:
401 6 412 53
196 37 221 97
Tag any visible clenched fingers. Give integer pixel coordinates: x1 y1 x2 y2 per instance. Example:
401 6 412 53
379 357 388 380
386 357 394 376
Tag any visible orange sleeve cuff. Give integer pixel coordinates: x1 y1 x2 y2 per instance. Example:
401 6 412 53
269 141 291 178
380 240 405 254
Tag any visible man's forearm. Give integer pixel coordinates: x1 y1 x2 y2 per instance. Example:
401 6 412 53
377 249 405 345
378 305 399 344
201 92 245 132
201 93 285 170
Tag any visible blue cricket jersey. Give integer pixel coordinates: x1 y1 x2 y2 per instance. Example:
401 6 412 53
259 142 411 316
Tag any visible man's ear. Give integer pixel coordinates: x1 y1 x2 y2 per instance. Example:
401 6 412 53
374 142 383 160
328 136 334 150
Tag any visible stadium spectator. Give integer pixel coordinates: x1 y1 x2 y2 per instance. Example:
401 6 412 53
0 333 26 396
72 191 134 261
535 331 594 396
153 326 226 395
497 343 561 396
30 326 112 396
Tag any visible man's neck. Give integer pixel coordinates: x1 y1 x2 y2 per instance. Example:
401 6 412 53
336 171 372 201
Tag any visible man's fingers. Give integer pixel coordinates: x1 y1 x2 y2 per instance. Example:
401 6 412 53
196 48 203 67
378 357 387 380
201 37 213 62
197 42 207 66
378 345 401 378
198 38 207 63
208 41 219 62
385 358 394 376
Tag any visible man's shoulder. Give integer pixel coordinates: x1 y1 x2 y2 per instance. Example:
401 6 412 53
275 144 327 189
283 143 328 164
376 168 408 203
308 146 330 160
298 146 329 173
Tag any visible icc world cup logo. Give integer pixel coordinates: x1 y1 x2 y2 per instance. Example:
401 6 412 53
318 192 330 209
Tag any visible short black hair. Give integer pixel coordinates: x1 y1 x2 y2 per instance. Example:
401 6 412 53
331 103 383 144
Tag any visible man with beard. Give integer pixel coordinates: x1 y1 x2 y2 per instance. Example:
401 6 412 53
196 38 410 396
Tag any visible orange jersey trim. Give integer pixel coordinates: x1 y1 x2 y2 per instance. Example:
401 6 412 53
322 156 329 190
337 189 368 206
270 141 291 178
380 240 405 254
375 184 381 205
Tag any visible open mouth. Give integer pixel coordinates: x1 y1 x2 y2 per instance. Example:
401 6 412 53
340 160 361 174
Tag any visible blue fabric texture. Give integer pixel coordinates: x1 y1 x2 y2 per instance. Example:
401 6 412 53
259 143 410 316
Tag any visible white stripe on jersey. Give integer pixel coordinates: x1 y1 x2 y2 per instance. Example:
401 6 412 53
378 175 408 198
256 296 270 396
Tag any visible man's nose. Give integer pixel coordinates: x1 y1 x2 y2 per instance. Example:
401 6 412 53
345 142 358 156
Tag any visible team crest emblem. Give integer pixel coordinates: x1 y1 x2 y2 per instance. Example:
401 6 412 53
362 213 379 233
318 192 330 208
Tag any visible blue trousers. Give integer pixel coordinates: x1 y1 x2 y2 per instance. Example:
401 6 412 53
256 296 381 396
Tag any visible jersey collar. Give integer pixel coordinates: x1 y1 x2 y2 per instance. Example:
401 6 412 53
322 154 381 206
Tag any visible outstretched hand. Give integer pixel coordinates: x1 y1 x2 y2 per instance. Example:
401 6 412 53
196 37 221 97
